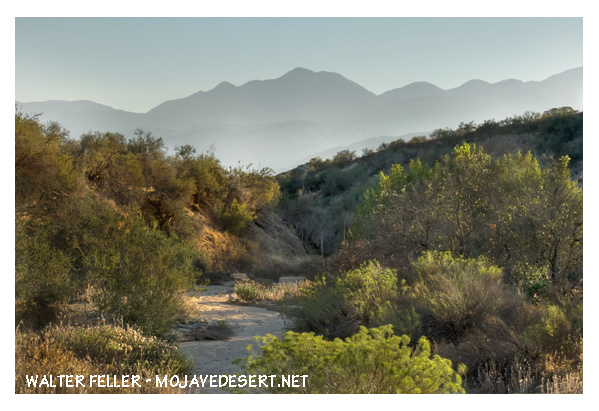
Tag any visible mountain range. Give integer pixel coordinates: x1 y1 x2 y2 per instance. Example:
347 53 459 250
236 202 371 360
17 66 583 171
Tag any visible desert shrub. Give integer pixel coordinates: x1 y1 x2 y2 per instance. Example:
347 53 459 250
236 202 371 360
80 208 200 336
520 302 583 362
371 305 422 341
16 188 203 334
410 251 509 340
218 199 255 235
295 281 349 337
543 365 583 394
466 340 583 394
468 358 541 393
535 108 582 160
294 261 419 339
15 220 74 327
347 144 582 291
331 149 357 167
16 329 98 394
510 262 551 299
15 113 80 214
78 131 147 204
234 280 263 302
334 260 401 325
235 325 466 393
234 279 311 303
226 165 281 212
15 323 190 393
57 323 192 375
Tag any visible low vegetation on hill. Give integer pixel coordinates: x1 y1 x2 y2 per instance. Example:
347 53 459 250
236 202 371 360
277 107 582 257
15 107 582 394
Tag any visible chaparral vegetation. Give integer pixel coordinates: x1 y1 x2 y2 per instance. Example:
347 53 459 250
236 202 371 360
15 106 582 393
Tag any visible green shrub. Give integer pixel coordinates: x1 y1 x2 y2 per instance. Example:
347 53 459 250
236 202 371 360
59 323 192 375
234 279 310 303
334 260 400 325
15 220 74 326
235 325 466 393
371 306 422 341
234 280 263 302
295 282 347 336
15 323 191 393
15 113 80 213
510 262 550 299
520 302 583 360
81 208 200 336
218 199 255 235
295 261 417 338
411 251 507 338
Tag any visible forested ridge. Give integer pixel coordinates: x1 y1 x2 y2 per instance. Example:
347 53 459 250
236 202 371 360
15 107 582 393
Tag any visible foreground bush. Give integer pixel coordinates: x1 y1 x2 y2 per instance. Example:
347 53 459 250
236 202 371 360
235 325 465 393
15 323 191 393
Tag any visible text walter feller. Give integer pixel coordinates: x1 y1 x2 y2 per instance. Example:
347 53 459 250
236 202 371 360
24 374 309 389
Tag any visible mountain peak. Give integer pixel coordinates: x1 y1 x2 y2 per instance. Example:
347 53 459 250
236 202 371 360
290 67 315 74
446 79 491 96
213 81 236 90
379 81 444 103
459 79 491 87
281 67 317 78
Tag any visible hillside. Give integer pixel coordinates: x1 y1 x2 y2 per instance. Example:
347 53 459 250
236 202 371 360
276 107 583 256
15 114 316 329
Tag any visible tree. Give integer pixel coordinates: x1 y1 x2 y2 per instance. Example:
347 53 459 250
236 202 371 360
15 113 80 214
345 143 582 291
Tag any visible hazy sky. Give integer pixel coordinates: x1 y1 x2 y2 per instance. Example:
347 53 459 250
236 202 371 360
15 17 582 113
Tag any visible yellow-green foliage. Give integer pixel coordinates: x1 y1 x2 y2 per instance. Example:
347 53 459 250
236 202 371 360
334 260 400 325
349 143 582 290
57 323 192 375
15 220 74 324
235 325 465 393
520 302 583 359
81 207 199 336
234 279 310 302
218 199 256 235
15 323 191 393
411 251 507 336
296 261 418 338
15 113 80 213
234 280 262 302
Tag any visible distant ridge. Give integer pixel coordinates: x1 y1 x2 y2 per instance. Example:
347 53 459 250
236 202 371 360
379 82 445 103
17 66 582 171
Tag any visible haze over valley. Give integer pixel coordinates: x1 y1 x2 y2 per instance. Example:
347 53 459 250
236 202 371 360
17 66 582 171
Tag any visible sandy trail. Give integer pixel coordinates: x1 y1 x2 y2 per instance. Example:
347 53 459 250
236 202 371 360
177 282 291 394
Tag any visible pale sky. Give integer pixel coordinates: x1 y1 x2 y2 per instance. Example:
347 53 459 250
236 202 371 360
15 17 582 113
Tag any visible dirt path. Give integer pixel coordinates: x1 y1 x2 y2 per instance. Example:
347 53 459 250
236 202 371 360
177 282 291 394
